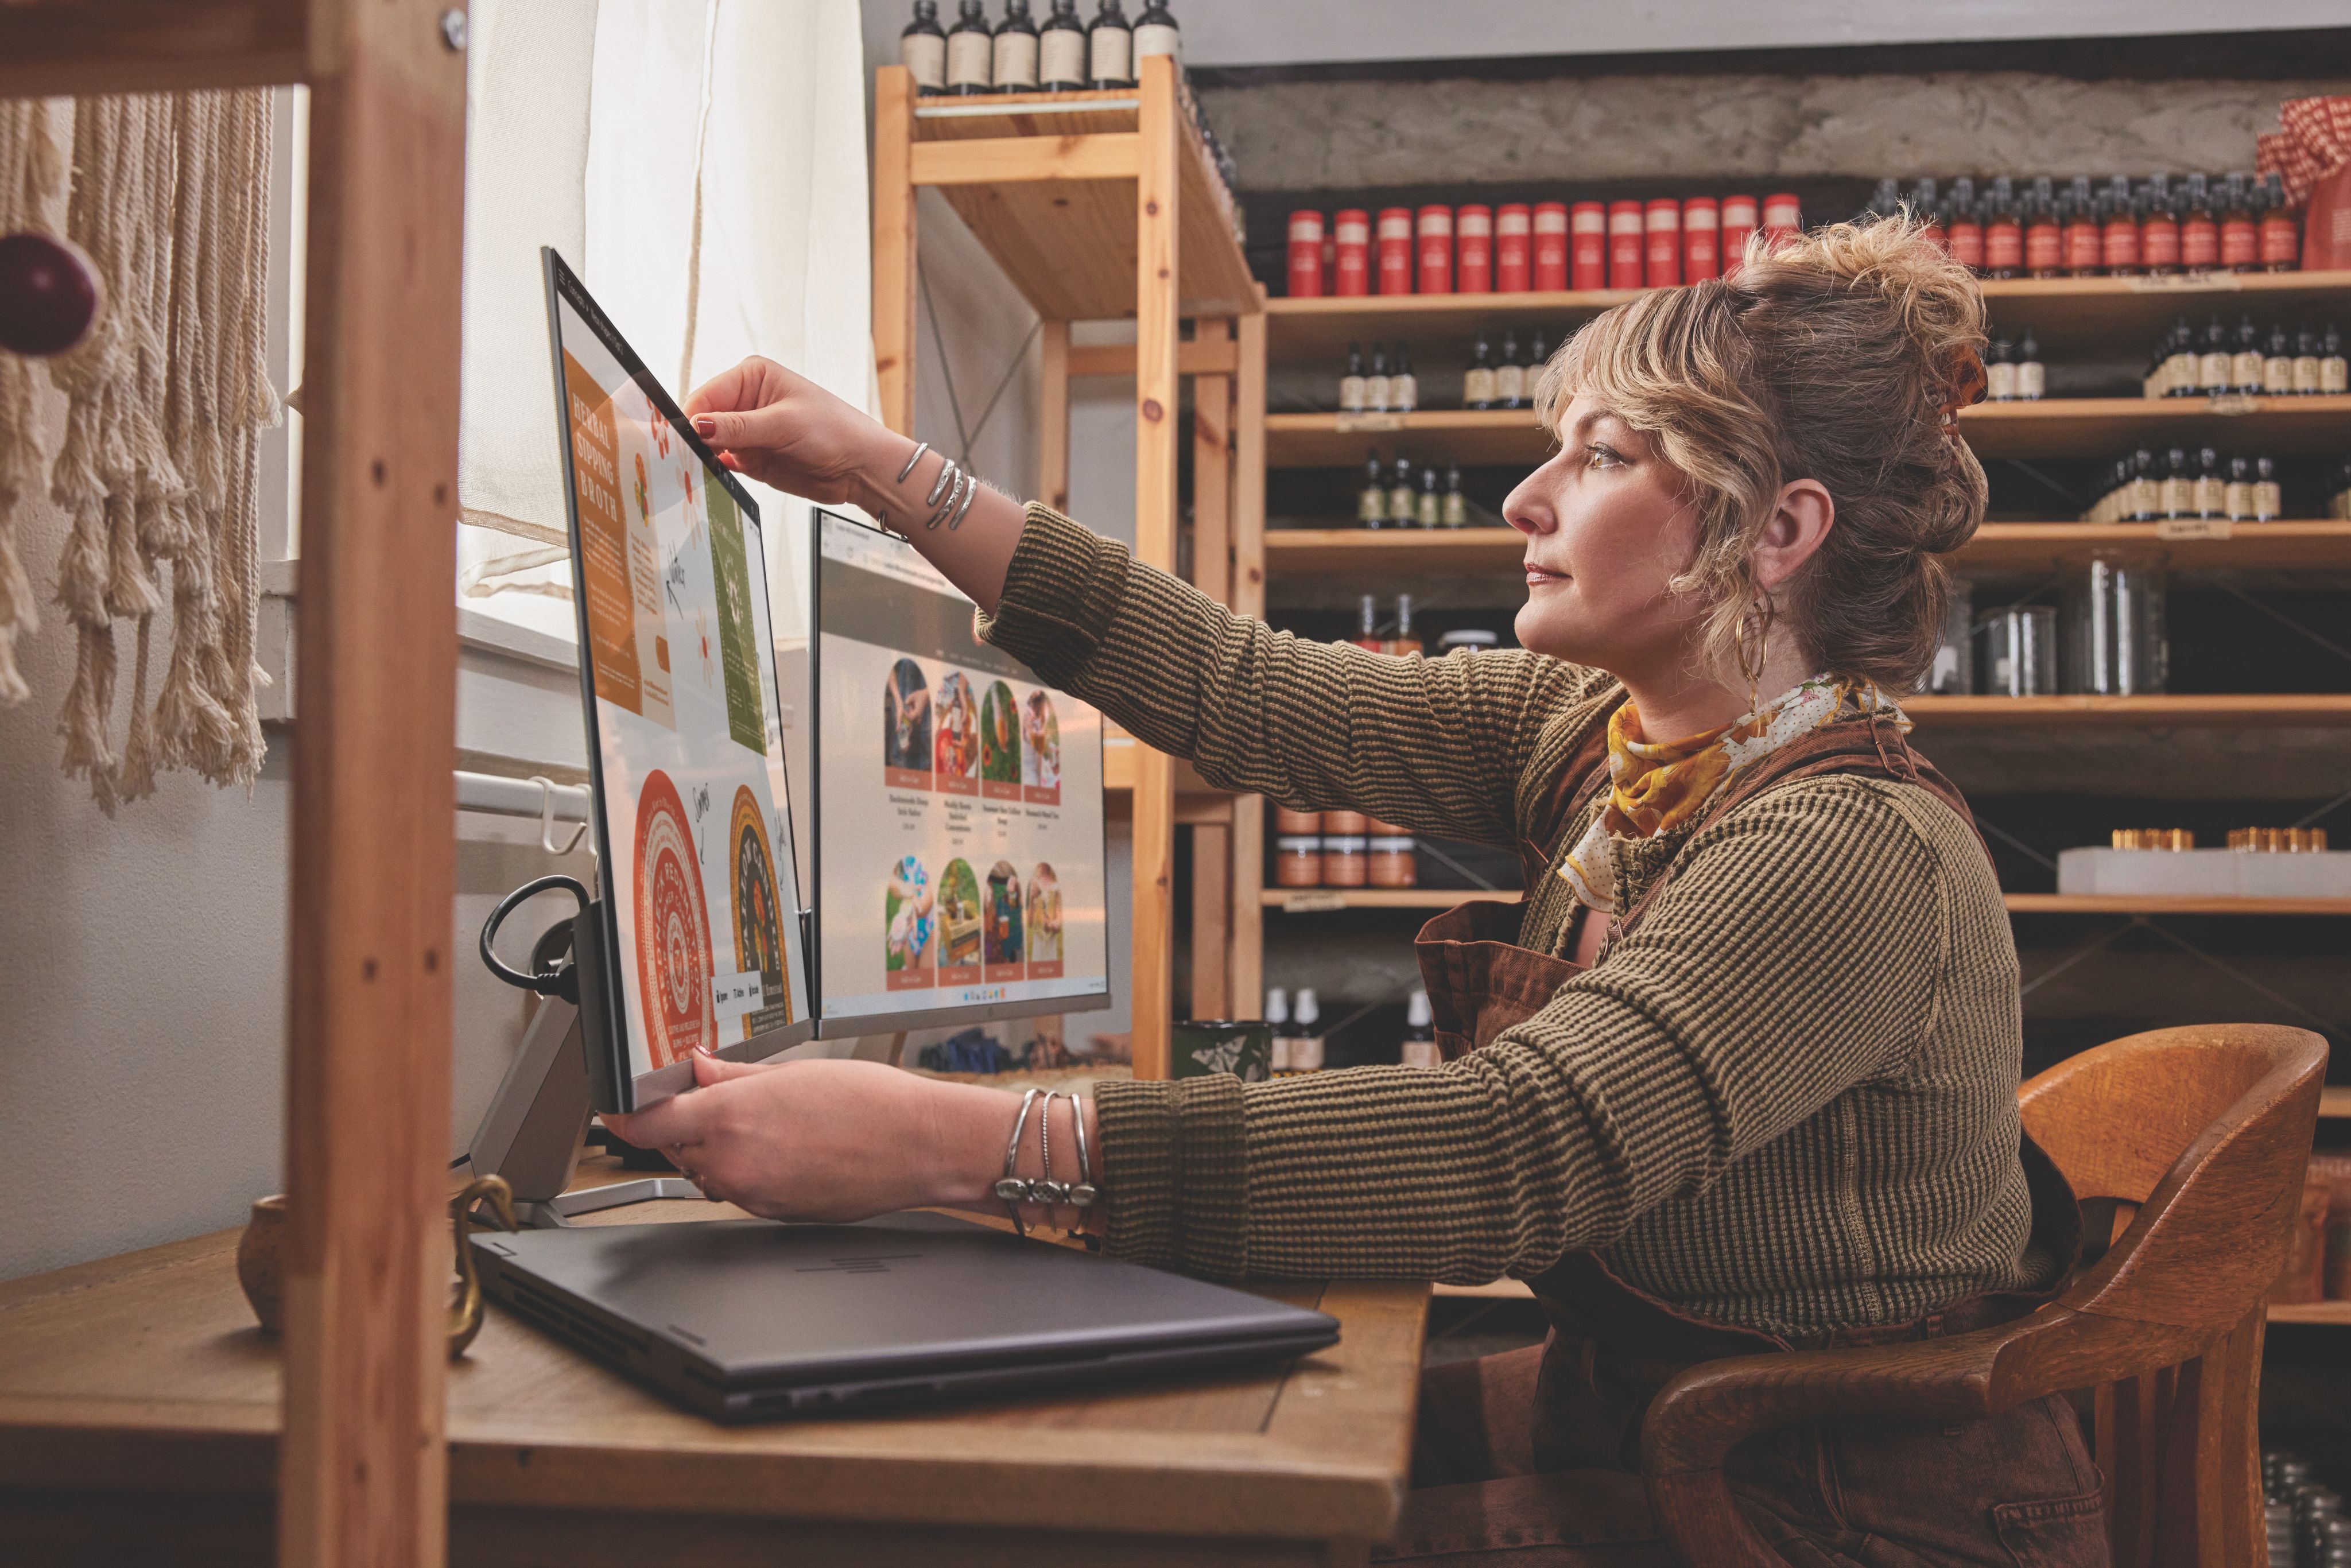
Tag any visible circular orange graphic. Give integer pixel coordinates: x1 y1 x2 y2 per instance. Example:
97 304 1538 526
730 785 790 1024
633 769 714 1067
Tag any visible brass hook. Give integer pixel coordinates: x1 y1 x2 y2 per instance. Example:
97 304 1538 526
448 1174 518 1358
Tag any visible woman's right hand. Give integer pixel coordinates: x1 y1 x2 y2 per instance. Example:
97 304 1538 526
682 356 905 510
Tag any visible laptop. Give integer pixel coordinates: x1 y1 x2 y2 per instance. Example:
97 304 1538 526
471 1211 1340 1421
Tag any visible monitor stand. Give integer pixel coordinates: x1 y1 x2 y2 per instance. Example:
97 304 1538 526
459 993 708 1228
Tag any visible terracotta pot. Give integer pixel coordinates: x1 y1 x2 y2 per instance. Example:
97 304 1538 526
237 1194 288 1334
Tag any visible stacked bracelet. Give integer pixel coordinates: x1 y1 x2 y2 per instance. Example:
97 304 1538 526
878 443 988 537
994 1089 1101 1239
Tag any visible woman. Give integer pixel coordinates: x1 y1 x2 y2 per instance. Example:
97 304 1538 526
604 219 2104 1566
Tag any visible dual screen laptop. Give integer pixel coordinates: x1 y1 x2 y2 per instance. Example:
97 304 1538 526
465 253 1336 1421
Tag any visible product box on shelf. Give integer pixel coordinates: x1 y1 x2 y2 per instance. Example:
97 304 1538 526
2055 847 2351 900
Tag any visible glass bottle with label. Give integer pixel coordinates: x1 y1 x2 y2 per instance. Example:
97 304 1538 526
2127 448 2158 522
2264 323 2295 395
2253 456 2281 521
1463 332 1496 410
2198 316 2232 398
2221 173 2259 271
1495 329 1526 410
1400 989 1440 1070
1388 455 1416 525
1389 343 1418 413
1387 593 1423 654
901 0 948 94
1289 989 1324 1073
994 0 1040 92
2322 324 2347 395
945 0 993 93
2100 175 2140 275
1363 345 1390 414
1132 0 1179 63
1087 0 1133 88
2224 456 2253 522
1038 0 1086 89
1984 178 2023 281
2232 314 2265 394
1352 595 1382 651
1414 468 1441 529
1357 453 1387 528
2015 329 2044 401
2141 176 2179 275
2162 316 2197 399
1339 342 1366 414
2160 447 2193 519
2259 173 2299 273
1441 463 1467 528
1265 988 1292 1075
2293 326 2321 395
1985 337 2016 402
1527 327 1548 390
2194 447 2225 519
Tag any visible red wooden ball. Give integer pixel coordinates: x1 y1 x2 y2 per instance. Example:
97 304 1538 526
0 230 102 358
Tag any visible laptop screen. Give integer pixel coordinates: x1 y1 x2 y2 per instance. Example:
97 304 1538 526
544 249 814 1107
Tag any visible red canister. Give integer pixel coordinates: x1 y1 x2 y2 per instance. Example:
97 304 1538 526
1643 197 1682 288
1495 204 1531 292
1286 211 1325 298
1721 195 1759 278
1607 200 1644 290
1333 208 1371 296
1681 196 1720 281
1536 202 1573 290
1760 192 1802 251
1417 205 1454 294
1455 204 1493 293
1376 207 1414 296
1321 231 1337 294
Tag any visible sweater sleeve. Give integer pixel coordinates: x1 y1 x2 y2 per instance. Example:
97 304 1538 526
977 502 1609 846
1093 776 1953 1282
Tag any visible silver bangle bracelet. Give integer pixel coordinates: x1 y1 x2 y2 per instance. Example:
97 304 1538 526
923 451 957 509
946 472 982 530
894 441 931 485
994 1088 1042 1238
925 467 968 531
1066 1093 1098 1232
1032 1090 1070 1210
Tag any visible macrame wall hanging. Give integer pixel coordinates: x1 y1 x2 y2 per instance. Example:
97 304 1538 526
0 90 280 814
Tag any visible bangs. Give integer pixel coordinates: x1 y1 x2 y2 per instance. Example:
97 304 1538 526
1534 284 1754 445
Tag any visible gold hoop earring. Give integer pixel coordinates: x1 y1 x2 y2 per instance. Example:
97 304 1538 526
1735 595 1774 715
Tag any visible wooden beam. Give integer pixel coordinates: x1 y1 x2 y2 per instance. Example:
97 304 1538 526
1128 54 1182 1082
1039 319 1070 514
0 0 307 97
1066 338 1241 379
1191 319 1233 605
872 66 918 436
909 132 1141 187
1228 302 1268 1018
1190 822 1232 1023
281 3 468 1565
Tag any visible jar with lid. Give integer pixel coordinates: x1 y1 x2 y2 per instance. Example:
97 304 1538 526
1368 836 1417 887
1274 804 1324 835
1400 989 1440 1069
1438 628 1500 654
1274 836 1324 888
1321 835 1368 887
1323 808 1369 835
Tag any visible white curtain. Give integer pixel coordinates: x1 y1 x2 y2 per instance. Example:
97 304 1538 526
457 0 875 643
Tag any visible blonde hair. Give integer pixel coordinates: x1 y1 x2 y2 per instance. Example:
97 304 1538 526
1534 214 1988 693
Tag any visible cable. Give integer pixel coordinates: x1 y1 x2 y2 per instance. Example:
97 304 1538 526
479 874 591 998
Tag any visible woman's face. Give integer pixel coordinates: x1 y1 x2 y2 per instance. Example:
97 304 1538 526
1503 397 1707 676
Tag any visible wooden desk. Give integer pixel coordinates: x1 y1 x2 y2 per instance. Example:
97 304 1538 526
0 1162 1429 1566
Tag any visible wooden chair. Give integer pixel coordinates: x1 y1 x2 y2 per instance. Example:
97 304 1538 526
1639 1023 2329 1568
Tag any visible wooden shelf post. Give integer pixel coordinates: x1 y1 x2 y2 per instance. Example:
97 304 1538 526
872 64 918 434
281 2 469 1563
1228 302 1268 1016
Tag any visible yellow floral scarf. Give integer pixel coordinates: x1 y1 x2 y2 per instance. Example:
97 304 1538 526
1559 676 1908 914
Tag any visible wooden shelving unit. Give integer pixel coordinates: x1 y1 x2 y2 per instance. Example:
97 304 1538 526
874 58 1262 1076
2322 1085 2351 1119
1264 397 2351 467
2268 1300 2351 1326
1263 887 1516 911
2005 894 2351 916
1904 694 2351 727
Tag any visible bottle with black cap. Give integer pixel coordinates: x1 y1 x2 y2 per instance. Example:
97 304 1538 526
1441 463 1467 528
1087 0 1134 89
1390 343 1418 413
2198 316 2231 399
1495 328 1526 410
1388 454 1416 527
946 0 993 94
1364 345 1390 414
1038 0 1086 90
900 0 948 94
994 0 1040 92
1357 452 1386 527
2232 314 2264 394
1463 332 1496 411
1132 0 1180 64
1339 343 1367 415
2015 329 2043 402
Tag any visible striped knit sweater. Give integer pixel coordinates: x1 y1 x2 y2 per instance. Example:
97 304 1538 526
979 504 2048 1335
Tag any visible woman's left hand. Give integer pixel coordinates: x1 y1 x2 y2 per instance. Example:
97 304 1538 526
602 1051 990 1222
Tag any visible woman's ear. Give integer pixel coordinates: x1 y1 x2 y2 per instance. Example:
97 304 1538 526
1752 478 1834 592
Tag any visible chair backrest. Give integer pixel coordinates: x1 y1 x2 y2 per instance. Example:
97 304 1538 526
2019 1024 2329 1568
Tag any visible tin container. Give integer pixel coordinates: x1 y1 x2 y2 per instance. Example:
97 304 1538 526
1537 202 1573 290
1454 204 1493 293
1321 835 1369 887
1368 836 1418 887
1643 198 1682 288
1495 203 1531 292
1760 192 1802 251
1607 201 1644 290
2064 562 2168 696
1333 208 1371 296
1720 195 1759 277
1273 805 1324 835
1977 605 2058 697
1376 207 1414 296
1274 835 1323 888
1286 210 1325 298
1681 196 1720 282
1416 205 1454 294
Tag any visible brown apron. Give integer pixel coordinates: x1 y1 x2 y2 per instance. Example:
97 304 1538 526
1380 708 2109 1567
